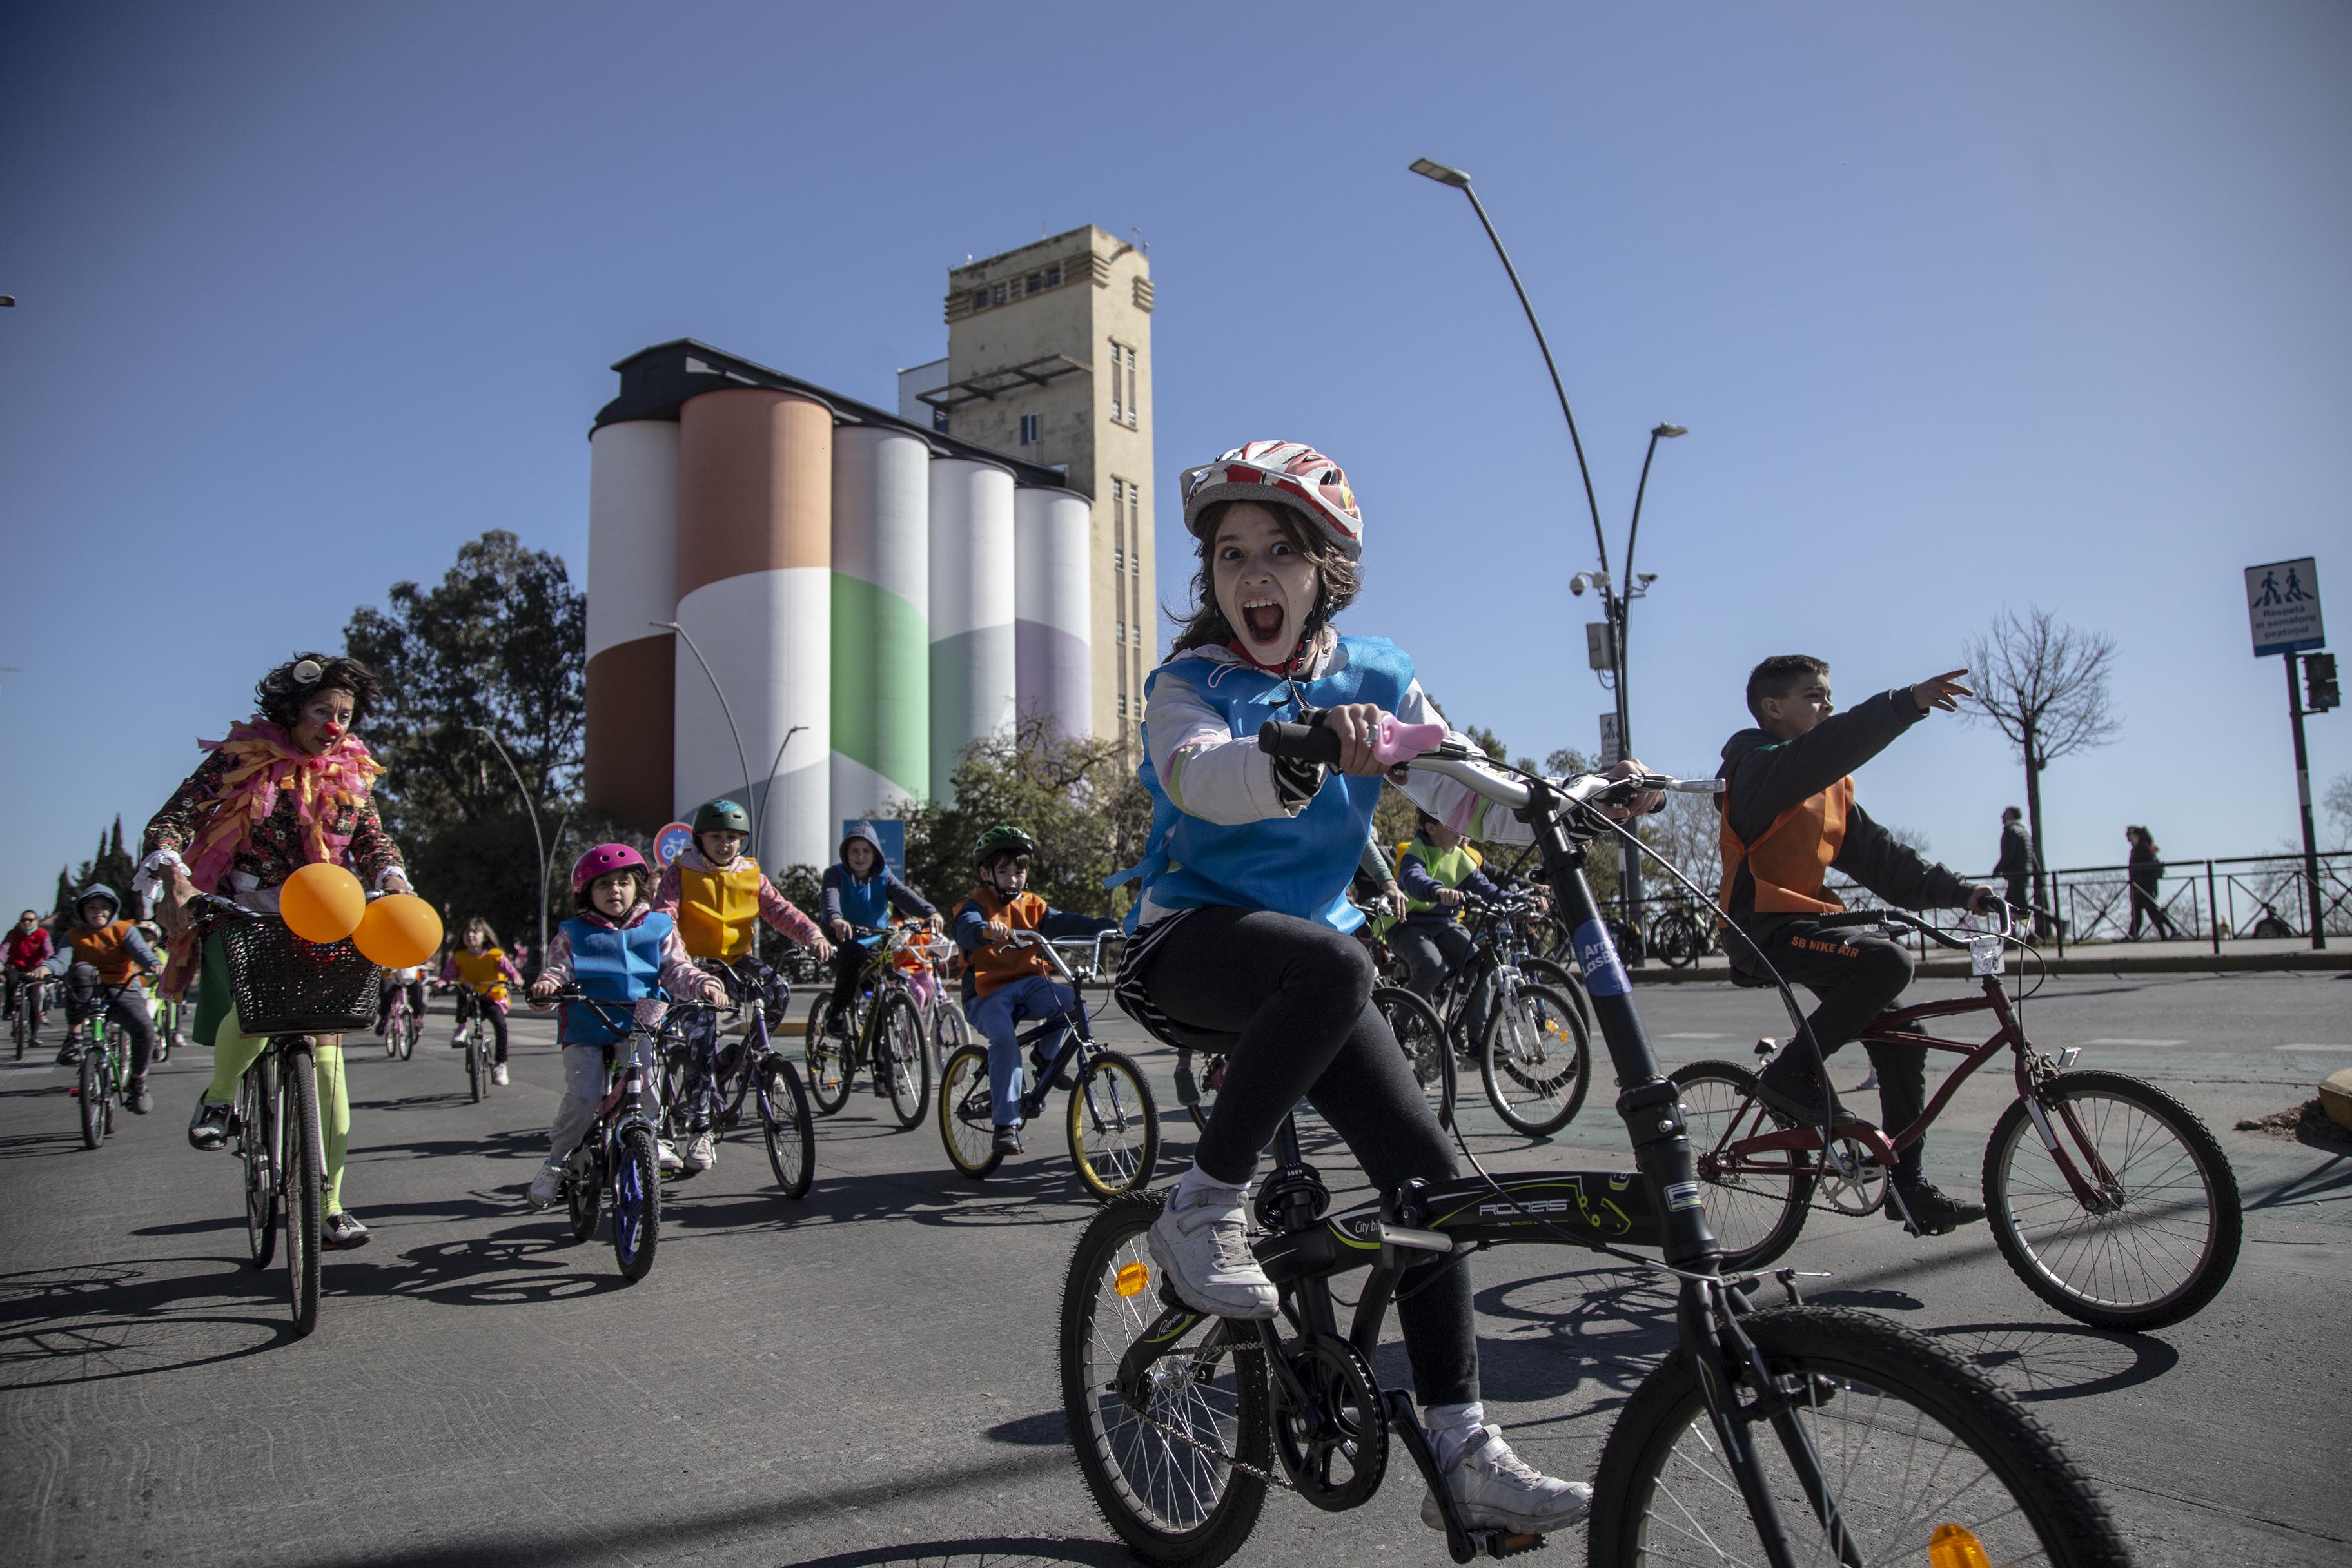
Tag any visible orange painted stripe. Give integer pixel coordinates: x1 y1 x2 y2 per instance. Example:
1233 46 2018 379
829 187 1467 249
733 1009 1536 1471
677 389 833 598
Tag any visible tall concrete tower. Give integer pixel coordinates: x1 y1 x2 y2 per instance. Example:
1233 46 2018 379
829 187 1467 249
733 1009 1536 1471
906 226 1155 750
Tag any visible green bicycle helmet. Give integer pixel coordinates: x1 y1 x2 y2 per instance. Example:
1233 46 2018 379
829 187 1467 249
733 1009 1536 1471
972 824 1037 867
693 798 752 836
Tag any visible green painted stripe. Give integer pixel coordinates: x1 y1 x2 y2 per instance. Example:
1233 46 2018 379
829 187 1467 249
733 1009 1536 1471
830 573 929 799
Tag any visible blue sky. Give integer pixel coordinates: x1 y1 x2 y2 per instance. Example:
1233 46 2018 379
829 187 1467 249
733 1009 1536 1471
3 1 2347 911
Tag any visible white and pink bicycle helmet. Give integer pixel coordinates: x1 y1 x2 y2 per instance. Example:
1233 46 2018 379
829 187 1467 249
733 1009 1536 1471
571 843 649 894
1180 441 1365 562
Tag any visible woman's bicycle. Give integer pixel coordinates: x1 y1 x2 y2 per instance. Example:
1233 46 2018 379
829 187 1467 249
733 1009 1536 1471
197 894 378 1338
939 930 1159 1200
64 976 141 1150
1062 741 2130 1568
657 966 816 1198
541 987 704 1282
1673 907 2242 1331
804 925 934 1130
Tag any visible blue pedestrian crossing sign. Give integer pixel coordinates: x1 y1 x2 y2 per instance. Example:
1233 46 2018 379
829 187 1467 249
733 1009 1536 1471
2246 557 2324 658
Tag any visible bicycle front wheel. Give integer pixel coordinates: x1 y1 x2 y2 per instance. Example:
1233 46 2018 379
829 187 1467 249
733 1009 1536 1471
1061 1191 1269 1567
1588 1305 2128 1567
874 992 932 1130
931 997 969 1073
804 994 850 1115
240 1068 279 1268
611 1125 661 1282
466 1028 484 1103
937 1044 1003 1179
757 1059 816 1199
1478 983 1591 1136
1650 911 1703 970
1670 1060 1815 1273
1983 1069 2242 1330
565 1147 601 1242
77 1048 105 1150
1068 1049 1159 1200
400 1010 418 1061
1373 986 1455 1130
279 1044 324 1338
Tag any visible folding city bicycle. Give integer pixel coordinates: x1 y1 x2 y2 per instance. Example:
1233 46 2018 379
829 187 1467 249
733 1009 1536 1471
1062 740 2129 1568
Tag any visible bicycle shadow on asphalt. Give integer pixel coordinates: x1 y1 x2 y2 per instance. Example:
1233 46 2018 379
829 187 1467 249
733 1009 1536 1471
784 1538 1132 1567
1464 1264 1682 1409
2242 1153 2352 1211
656 1157 1108 1237
0 1257 293 1388
0 1128 93 1161
328 1231 632 1308
1920 1320 2180 1402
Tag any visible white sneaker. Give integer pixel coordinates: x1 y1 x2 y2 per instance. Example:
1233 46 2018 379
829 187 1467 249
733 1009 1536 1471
682 1132 716 1173
1419 1426 1593 1536
527 1164 562 1210
491 1063 509 1087
657 1141 683 1174
1145 1188 1277 1320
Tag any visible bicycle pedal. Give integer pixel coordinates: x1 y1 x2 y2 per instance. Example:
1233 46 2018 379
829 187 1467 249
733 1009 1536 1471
1473 1530 1547 1560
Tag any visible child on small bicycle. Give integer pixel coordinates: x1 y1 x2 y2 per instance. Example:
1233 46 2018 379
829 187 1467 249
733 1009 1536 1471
950 825 1119 1156
440 917 523 1084
1380 810 1516 1046
1111 440 1658 1538
652 798 834 1173
1718 654 2002 1234
48 885 160 1110
524 844 726 1210
818 821 938 1032
5 910 55 1041
376 963 427 1037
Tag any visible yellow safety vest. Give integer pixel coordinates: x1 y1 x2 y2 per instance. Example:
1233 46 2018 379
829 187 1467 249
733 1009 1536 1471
677 858 763 960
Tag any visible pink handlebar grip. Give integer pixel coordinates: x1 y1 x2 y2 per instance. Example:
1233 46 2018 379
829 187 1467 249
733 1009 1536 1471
1373 717 1447 767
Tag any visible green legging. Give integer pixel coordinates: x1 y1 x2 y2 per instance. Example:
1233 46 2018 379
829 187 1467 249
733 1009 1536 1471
195 934 354 1214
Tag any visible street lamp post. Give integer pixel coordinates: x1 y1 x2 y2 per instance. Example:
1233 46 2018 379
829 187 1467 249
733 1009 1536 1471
757 725 808 869
1411 157 1689 954
654 620 760 843
467 725 549 967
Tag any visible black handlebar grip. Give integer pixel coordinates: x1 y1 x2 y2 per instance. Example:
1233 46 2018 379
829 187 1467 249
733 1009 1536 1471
1256 720 1342 763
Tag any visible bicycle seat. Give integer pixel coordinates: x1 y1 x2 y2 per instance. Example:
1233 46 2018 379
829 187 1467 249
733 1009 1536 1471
1155 1020 1242 1055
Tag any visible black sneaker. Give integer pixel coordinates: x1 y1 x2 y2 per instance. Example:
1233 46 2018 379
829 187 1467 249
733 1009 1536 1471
55 1042 82 1066
127 1077 152 1115
321 1211 372 1251
1752 1055 1856 1126
992 1126 1024 1157
188 1099 233 1151
1887 1182 1986 1235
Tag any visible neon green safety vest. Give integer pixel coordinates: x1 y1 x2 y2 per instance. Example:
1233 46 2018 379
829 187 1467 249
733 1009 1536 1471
1370 837 1484 939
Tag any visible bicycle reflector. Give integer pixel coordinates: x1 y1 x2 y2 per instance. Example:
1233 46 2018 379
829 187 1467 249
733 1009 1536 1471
1114 1261 1152 1297
1928 1524 1992 1568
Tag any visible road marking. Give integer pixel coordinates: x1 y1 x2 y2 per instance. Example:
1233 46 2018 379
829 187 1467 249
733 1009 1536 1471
2278 1043 2352 1052
1660 1032 1729 1041
2076 1037 2186 1048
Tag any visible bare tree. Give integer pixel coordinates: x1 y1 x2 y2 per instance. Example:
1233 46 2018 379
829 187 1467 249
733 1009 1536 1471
1961 606 2121 928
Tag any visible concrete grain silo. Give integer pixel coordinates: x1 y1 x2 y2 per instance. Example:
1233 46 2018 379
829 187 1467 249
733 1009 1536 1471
928 457 1017 803
674 387 834 867
584 418 680 831
830 426 930 821
1014 485 1093 740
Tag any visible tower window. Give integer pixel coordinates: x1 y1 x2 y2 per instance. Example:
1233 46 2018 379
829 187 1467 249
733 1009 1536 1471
970 289 988 312
1019 413 1041 445
992 284 1007 306
1046 264 1062 286
932 407 948 434
1124 345 1139 429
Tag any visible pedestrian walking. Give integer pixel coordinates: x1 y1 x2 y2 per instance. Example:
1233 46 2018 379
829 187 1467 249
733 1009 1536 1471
1994 807 2037 932
2124 825 2178 941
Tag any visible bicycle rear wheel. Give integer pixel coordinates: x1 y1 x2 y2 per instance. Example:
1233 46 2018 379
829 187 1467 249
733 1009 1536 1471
1373 986 1455 1130
77 1048 105 1149
1588 1306 2127 1567
1175 1048 1224 1134
400 1010 418 1060
804 993 850 1115
875 992 931 1130
930 997 969 1073
240 1068 279 1268
1670 1061 1815 1273
757 1059 816 1199
279 1043 324 1338
1650 910 1704 970
1478 983 1590 1136
611 1124 661 1282
466 1026 484 1103
938 1044 1003 1179
565 1146 601 1242
1061 1191 1269 1567
1983 1069 2241 1330
1068 1048 1159 1200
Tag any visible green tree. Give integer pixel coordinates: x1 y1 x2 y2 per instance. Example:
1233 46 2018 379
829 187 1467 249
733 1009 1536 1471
53 817 140 930
344 531 585 954
885 717 1152 919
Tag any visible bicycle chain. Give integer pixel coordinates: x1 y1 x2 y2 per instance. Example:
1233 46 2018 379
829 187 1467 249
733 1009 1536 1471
1116 1336 1295 1492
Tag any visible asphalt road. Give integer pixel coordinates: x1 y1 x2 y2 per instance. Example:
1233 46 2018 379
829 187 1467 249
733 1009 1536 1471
2 969 2346 1567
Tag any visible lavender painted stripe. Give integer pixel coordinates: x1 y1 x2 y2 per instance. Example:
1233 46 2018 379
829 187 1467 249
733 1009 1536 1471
1015 619 1092 740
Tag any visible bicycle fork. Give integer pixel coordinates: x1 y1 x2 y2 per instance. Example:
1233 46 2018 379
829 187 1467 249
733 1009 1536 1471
1689 1279 1865 1568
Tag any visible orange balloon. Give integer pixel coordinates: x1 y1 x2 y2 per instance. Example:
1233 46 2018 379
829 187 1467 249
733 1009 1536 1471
353 894 444 969
280 863 367 944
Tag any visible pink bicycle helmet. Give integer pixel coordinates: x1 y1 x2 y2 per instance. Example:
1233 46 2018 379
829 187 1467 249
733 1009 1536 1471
571 843 649 894
1180 441 1364 562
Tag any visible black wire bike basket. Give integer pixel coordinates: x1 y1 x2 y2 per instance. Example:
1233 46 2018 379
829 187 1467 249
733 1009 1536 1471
219 917 381 1036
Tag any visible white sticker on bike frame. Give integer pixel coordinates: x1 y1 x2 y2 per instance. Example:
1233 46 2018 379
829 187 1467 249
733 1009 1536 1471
1574 920 1631 997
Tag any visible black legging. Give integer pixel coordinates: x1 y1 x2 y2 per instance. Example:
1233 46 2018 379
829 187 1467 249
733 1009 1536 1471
1745 920 1928 1186
456 989 510 1063
1139 906 1476 1407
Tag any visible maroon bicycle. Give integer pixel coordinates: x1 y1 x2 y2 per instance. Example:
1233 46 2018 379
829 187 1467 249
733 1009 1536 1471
1672 908 2240 1331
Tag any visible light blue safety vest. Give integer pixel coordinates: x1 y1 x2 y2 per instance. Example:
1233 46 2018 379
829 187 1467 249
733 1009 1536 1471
560 912 674 1046
1111 636 1414 934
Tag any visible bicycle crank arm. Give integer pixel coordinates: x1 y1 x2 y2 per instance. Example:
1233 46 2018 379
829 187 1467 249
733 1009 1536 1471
1381 1390 1547 1562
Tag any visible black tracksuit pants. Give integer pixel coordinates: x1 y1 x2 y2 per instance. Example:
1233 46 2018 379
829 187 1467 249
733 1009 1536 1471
1743 919 1928 1186
1135 906 1477 1407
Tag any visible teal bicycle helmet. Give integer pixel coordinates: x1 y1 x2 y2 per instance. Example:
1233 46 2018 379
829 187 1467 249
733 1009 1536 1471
693 799 752 836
